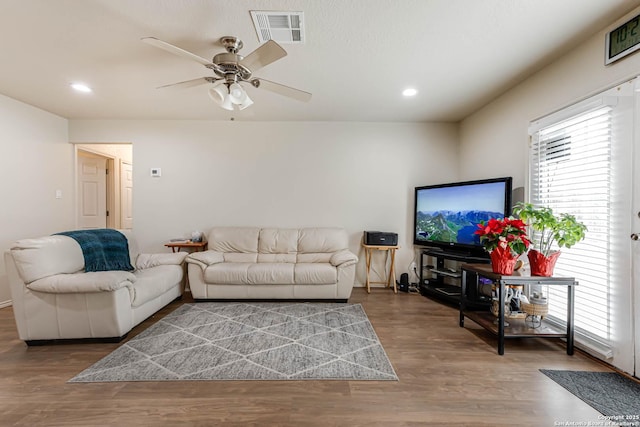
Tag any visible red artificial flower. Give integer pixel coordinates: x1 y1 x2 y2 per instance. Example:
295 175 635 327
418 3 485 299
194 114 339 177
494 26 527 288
476 216 530 256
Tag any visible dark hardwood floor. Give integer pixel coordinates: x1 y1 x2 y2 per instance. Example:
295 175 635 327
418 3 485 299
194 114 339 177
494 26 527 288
0 288 615 426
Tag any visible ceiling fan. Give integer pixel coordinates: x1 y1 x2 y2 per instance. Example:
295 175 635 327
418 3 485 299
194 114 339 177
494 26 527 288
141 36 312 111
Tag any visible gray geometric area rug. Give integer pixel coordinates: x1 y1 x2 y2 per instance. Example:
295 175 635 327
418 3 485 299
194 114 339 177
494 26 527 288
540 369 640 417
69 302 398 382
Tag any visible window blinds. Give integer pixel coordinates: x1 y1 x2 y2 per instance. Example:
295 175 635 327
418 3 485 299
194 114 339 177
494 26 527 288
530 106 613 353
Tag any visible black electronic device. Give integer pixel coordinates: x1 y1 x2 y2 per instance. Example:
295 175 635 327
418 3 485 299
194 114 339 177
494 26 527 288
413 177 512 259
364 231 398 246
398 273 409 292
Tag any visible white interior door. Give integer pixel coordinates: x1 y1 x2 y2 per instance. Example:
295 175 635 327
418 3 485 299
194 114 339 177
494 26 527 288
77 153 107 229
120 160 133 229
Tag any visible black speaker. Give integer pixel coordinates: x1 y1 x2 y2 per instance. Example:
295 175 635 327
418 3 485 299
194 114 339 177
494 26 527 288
398 273 409 292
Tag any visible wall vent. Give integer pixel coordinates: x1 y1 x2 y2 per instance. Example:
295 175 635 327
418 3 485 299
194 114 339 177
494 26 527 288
250 11 304 44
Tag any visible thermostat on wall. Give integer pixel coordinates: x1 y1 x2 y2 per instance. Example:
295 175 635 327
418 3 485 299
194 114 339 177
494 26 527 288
150 168 161 177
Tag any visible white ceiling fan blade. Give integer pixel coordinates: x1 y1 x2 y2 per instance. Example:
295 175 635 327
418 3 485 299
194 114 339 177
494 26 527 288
252 78 312 102
142 37 212 66
157 77 217 90
240 40 287 72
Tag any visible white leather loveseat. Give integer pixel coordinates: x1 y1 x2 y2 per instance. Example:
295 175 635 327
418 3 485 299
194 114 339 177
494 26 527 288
5 230 186 345
186 227 358 301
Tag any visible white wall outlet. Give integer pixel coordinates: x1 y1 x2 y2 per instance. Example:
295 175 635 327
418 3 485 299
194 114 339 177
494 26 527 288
150 168 161 177
55 189 62 199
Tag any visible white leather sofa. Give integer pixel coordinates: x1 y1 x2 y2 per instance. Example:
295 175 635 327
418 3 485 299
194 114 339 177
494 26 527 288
5 230 186 345
186 227 358 301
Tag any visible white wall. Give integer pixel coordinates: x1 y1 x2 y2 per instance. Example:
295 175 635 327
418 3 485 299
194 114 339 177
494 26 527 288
459 6 640 188
69 120 459 285
0 94 72 305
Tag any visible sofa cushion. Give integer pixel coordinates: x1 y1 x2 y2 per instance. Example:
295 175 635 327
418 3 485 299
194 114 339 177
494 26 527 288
248 263 294 284
209 227 260 253
11 235 84 284
257 228 298 263
298 228 348 253
131 265 183 307
204 263 295 285
204 263 251 284
259 228 299 254
294 263 337 284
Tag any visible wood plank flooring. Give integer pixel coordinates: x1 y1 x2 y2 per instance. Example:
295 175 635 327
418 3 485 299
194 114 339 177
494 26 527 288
0 288 616 426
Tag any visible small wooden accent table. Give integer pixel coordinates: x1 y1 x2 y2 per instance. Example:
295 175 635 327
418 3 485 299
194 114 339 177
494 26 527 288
164 240 207 253
362 244 400 294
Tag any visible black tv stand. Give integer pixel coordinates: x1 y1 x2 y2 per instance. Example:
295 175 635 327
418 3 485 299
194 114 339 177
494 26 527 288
419 248 490 308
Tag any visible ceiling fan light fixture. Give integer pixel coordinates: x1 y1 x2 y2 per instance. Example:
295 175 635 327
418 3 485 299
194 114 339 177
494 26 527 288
239 93 254 110
221 94 234 111
143 36 311 111
208 83 234 111
208 85 226 105
228 82 247 104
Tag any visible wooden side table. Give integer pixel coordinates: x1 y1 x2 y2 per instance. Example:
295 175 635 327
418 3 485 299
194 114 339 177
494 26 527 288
164 240 207 253
362 244 400 294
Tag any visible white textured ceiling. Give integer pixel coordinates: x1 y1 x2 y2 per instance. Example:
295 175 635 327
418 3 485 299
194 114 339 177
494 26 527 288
1 0 639 122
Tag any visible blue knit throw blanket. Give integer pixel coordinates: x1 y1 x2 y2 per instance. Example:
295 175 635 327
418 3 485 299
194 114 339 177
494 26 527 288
55 229 134 272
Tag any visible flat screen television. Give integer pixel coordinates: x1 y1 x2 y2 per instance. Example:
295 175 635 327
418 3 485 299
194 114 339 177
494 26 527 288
413 177 512 258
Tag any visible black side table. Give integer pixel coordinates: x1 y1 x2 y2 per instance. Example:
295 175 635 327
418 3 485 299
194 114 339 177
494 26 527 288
460 263 577 355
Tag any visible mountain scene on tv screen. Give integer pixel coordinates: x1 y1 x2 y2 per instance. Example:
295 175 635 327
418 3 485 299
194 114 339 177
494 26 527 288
415 210 501 245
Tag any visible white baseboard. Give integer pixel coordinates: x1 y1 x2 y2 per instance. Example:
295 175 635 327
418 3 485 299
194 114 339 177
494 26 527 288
0 300 12 309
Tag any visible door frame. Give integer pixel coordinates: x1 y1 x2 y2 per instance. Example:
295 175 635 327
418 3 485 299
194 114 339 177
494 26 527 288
74 145 126 229
633 81 640 377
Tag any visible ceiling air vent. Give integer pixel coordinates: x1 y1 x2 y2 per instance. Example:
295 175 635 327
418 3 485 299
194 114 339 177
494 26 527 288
250 11 304 44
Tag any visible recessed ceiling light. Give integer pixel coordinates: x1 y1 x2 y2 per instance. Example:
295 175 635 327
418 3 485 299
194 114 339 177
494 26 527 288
71 83 92 93
402 88 418 97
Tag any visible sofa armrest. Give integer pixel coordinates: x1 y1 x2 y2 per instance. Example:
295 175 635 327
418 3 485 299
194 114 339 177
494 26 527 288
135 252 187 269
26 270 137 293
186 250 225 270
330 250 358 268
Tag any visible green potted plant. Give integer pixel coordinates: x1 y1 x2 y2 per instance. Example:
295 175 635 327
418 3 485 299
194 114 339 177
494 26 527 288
512 202 587 276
